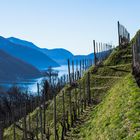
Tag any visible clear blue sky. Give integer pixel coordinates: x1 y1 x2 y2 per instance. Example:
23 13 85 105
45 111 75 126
0 0 140 55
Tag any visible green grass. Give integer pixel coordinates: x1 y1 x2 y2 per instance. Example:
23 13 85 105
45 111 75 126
65 45 139 140
77 74 140 140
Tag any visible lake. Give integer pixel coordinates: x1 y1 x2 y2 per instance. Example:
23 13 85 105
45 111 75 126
0 65 68 94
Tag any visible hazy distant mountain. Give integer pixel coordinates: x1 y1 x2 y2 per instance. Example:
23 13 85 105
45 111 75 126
0 49 41 82
7 37 95 65
42 48 74 65
8 37 74 65
8 37 39 50
0 36 59 69
72 53 93 61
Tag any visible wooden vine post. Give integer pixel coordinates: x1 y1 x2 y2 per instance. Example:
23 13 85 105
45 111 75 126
96 42 98 63
53 91 57 140
118 21 121 46
66 110 70 131
68 59 71 85
11 102 16 140
36 110 39 140
83 59 85 75
61 90 66 139
79 60 81 78
101 43 103 61
79 82 83 114
83 79 86 110
62 90 66 131
74 89 77 121
43 90 46 134
69 90 73 127
72 60 75 82
23 94 27 140
0 121 3 140
84 59 86 71
87 72 91 105
28 98 31 136
67 59 73 127
37 83 43 140
93 40 97 65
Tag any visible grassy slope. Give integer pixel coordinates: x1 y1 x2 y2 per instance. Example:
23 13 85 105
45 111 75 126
78 74 140 140
67 45 140 139
4 42 140 139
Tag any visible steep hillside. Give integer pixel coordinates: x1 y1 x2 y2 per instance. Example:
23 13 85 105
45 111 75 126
65 44 140 139
77 73 140 140
0 36 59 69
0 49 41 81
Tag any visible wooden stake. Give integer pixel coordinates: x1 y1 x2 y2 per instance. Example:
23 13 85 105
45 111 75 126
83 59 85 74
118 21 121 46
28 115 31 133
53 92 57 140
96 42 99 63
87 72 91 105
61 90 66 138
74 89 77 120
83 80 86 110
101 43 103 61
0 121 3 140
69 91 73 127
36 110 39 140
66 111 70 131
99 43 101 61
62 91 65 121
93 40 97 65
37 83 43 140
43 90 46 134
23 98 27 140
79 82 82 114
76 60 78 80
67 59 71 85
80 60 82 78
12 105 16 140
72 60 74 82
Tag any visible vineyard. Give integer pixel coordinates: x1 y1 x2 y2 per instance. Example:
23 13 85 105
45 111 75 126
1 22 140 140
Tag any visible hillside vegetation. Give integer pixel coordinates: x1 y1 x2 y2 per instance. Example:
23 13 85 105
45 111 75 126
66 44 140 139
4 37 140 140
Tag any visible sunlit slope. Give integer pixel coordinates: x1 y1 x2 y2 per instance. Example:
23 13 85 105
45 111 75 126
78 73 140 140
69 44 140 139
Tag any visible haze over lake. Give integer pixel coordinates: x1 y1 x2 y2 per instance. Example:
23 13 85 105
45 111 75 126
0 65 68 93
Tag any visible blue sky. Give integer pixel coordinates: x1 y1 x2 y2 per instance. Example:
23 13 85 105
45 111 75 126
0 0 140 55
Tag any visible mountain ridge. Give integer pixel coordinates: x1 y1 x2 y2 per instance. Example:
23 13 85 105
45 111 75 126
0 49 41 82
7 36 94 65
0 36 60 69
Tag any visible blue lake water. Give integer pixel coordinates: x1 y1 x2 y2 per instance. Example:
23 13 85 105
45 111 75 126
0 65 68 94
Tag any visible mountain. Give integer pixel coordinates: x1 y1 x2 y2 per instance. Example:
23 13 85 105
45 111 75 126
7 37 95 65
8 37 39 50
0 49 41 82
72 53 93 60
0 36 59 70
42 48 74 65
8 37 74 65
